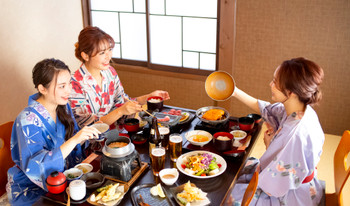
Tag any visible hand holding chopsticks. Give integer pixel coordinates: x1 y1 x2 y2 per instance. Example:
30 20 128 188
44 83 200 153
126 99 155 118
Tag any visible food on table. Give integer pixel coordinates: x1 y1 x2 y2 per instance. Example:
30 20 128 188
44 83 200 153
157 116 171 122
179 112 189 122
148 98 162 103
217 136 231 141
67 174 78 179
150 183 165 198
108 141 128 148
76 165 88 174
137 194 150 206
231 131 246 138
90 183 124 203
164 109 182 116
202 109 225 121
182 153 220 176
190 134 209 142
176 181 207 205
162 174 176 179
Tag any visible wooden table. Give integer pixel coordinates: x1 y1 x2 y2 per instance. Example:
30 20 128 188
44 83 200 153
34 105 262 206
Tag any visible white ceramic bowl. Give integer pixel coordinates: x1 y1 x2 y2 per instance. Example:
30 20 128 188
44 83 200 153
230 130 247 140
63 168 83 181
159 168 179 186
185 130 213 147
74 163 93 174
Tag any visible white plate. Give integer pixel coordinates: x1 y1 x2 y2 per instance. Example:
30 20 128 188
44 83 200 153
176 151 227 179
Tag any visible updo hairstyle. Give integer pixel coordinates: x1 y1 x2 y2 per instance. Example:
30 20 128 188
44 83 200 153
276 57 324 105
75 26 115 62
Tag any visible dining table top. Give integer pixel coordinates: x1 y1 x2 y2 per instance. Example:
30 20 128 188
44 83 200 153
33 105 262 206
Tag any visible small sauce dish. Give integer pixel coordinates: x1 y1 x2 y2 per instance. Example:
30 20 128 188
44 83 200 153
159 168 179 186
74 163 93 174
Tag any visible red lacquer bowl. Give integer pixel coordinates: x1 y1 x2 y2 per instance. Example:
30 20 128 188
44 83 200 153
46 171 67 194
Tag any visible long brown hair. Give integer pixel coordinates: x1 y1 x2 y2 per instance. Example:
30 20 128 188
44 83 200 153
276 57 324 105
75 26 115 63
32 58 75 140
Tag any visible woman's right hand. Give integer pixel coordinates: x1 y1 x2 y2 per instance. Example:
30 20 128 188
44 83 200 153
119 101 143 116
73 126 100 143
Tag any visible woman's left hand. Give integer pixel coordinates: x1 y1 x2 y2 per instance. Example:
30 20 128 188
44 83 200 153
150 90 170 101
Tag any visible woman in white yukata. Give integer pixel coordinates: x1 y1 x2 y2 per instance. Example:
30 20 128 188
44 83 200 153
7 59 101 205
70 26 170 129
228 57 325 206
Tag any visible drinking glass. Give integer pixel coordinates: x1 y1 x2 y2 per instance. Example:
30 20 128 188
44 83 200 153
169 133 182 162
151 146 166 176
159 125 170 150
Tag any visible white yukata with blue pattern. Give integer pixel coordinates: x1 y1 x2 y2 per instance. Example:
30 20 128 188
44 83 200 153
6 93 87 206
231 100 325 206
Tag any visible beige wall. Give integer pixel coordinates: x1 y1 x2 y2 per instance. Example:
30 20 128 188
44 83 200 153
0 1 349 135
117 0 350 135
0 1 83 123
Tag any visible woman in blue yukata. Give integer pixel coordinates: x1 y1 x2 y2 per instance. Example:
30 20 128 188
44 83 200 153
228 57 325 205
6 58 101 205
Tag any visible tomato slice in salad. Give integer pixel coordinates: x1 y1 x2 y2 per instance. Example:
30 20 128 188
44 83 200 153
181 164 186 169
218 163 222 168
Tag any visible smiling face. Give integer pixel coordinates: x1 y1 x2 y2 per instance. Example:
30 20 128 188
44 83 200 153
269 67 288 103
84 40 113 71
42 70 72 106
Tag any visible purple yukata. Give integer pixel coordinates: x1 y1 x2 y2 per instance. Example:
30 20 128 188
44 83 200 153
231 100 324 206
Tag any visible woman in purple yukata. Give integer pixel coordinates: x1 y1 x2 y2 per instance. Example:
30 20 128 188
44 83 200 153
229 57 325 206
70 26 170 129
6 59 101 205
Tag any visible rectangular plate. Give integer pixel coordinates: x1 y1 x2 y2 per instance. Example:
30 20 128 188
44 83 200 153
87 180 129 206
130 183 175 206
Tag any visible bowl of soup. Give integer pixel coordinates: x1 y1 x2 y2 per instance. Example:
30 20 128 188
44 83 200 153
213 132 233 152
185 130 213 147
159 168 179 186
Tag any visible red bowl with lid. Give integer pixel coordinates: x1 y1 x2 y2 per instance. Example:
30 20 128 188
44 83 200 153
46 171 67 194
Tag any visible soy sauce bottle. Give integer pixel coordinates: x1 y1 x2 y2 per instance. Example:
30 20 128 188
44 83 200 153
149 117 161 158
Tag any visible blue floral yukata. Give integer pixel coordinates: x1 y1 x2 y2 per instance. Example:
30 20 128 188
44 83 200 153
230 100 325 206
6 94 87 205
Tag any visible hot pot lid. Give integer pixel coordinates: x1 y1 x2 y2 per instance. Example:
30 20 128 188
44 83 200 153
102 143 135 158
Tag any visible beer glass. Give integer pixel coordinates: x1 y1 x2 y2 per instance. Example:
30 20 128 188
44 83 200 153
169 134 182 162
159 126 170 150
151 146 166 176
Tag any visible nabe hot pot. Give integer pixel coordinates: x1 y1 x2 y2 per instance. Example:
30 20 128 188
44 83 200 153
100 136 141 181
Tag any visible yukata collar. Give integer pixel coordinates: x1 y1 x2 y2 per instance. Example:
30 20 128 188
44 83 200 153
81 64 108 91
27 93 58 131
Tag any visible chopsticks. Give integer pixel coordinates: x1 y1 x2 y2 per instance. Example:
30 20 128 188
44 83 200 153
126 99 155 118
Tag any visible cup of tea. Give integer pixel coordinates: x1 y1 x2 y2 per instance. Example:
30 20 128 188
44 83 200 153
91 123 109 141
159 125 170 150
169 134 182 162
69 179 86 201
151 146 166 176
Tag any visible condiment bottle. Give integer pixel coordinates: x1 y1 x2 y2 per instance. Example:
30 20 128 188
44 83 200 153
149 116 161 157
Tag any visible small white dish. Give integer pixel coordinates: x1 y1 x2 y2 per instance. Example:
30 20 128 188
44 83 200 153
63 168 83 181
159 168 179 186
230 130 247 140
74 163 93 174
185 130 212 147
